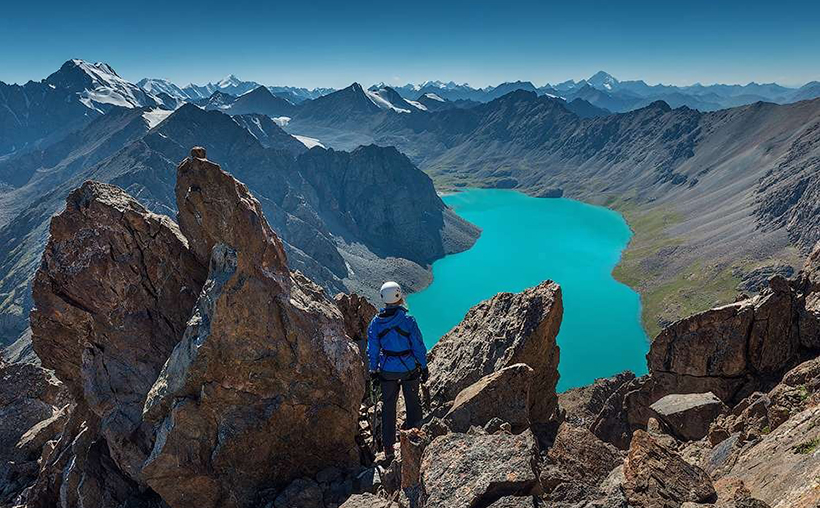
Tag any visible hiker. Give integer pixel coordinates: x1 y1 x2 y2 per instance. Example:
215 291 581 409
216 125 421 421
367 281 428 463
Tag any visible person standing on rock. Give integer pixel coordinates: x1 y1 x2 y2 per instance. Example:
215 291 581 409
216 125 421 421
367 281 429 464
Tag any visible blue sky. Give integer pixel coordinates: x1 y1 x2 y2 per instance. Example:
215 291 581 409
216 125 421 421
2 0 818 89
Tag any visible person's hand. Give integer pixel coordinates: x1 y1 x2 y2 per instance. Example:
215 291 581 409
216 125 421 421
421 367 429 382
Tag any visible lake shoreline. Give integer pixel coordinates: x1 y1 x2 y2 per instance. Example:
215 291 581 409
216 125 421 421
409 188 648 392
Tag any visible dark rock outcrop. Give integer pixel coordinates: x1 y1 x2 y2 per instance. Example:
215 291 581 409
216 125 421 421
443 363 533 433
427 281 562 426
419 431 541 507
623 430 716 507
140 150 365 508
797 241 820 349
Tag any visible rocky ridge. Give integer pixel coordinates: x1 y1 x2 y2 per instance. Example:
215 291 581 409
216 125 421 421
0 149 818 507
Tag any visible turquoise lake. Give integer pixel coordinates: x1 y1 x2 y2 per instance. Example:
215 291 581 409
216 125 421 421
406 188 648 391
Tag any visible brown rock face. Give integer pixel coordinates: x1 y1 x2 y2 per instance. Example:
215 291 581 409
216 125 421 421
543 423 624 504
726 405 820 508
559 371 636 429
140 152 365 508
623 430 716 508
596 271 820 450
797 241 820 349
443 363 533 433
427 281 562 425
649 392 728 441
399 428 430 489
648 276 804 403
0 361 64 459
334 292 377 365
419 431 541 508
0 360 67 504
29 181 207 484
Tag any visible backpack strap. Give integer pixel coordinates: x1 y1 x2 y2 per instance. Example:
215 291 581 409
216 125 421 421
378 326 410 339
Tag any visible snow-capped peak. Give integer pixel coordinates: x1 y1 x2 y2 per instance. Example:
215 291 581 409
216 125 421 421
48 59 158 113
217 74 242 88
588 71 619 90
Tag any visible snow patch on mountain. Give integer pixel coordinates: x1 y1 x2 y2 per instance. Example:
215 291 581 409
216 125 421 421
142 108 173 129
365 89 411 113
294 135 325 149
405 99 427 111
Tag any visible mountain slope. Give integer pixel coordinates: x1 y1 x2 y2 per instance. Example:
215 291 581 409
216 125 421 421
0 104 479 353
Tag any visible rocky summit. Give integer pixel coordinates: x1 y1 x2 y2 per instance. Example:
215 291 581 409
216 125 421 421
0 149 819 508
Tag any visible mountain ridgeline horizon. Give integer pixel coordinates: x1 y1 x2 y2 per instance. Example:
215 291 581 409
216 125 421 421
0 58 819 353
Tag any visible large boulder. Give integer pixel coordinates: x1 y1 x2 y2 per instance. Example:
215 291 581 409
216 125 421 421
649 392 728 441
622 430 716 508
28 180 207 498
427 281 562 425
598 271 820 450
421 430 541 507
140 149 365 508
419 431 541 508
443 363 533 433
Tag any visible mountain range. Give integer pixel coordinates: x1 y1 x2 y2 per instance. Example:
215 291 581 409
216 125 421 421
1 58 819 355
0 61 480 361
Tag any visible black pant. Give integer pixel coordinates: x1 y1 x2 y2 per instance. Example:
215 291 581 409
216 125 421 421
380 370 422 453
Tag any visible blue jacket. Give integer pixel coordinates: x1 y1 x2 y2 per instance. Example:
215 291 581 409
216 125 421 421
367 306 427 373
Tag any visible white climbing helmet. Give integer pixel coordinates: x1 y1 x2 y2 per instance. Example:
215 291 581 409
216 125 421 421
379 281 403 305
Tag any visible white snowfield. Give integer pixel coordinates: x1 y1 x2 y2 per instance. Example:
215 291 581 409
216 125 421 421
405 99 427 111
142 109 173 129
423 92 445 102
364 88 412 113
293 135 325 149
